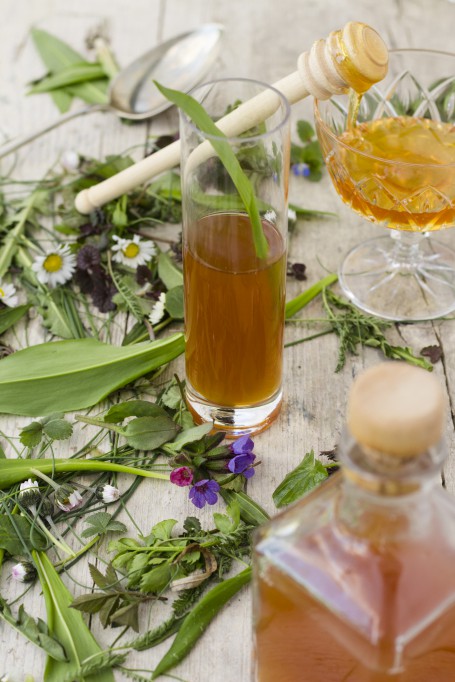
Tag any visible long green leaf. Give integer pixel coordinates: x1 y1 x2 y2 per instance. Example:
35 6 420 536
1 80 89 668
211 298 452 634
155 82 268 259
157 252 183 290
0 333 184 416
272 451 328 508
285 273 338 319
33 551 115 682
0 305 30 336
28 63 106 94
152 568 251 678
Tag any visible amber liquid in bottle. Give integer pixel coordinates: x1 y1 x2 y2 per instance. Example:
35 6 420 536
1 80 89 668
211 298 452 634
183 212 286 407
254 485 455 682
324 114 455 230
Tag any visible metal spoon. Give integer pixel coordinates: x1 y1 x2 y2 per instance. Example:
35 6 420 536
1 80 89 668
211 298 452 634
0 23 224 159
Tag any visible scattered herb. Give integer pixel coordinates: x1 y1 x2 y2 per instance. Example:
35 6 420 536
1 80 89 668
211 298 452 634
273 450 329 508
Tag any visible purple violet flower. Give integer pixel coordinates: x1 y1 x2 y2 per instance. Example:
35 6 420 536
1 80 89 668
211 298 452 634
170 466 194 487
228 452 256 479
230 435 254 455
189 479 220 509
291 162 311 177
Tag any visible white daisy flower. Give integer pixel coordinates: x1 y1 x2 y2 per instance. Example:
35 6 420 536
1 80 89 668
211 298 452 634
96 483 120 504
11 561 36 583
149 292 166 326
112 234 156 268
31 245 76 288
0 281 18 307
19 478 41 507
55 484 84 512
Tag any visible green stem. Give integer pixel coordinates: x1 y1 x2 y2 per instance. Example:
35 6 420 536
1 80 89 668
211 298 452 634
75 414 125 435
285 273 338 319
284 329 333 348
34 514 76 557
30 468 60 491
0 191 43 277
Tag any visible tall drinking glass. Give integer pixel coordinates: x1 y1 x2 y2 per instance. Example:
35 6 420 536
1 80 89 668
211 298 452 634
179 78 290 435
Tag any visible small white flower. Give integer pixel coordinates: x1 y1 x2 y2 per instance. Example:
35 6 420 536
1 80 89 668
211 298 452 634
0 280 18 307
11 561 36 583
149 292 166 326
111 234 156 268
96 483 120 504
60 149 80 173
264 209 277 224
55 484 83 512
288 208 297 223
31 245 76 288
19 478 41 508
20 479 39 495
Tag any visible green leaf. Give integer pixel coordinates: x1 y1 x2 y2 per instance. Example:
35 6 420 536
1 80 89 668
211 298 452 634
0 305 30 336
109 601 140 631
0 598 67 661
19 421 43 448
0 333 185 416
28 62 107 94
152 568 251 678
124 415 178 450
165 423 213 452
151 519 177 541
289 202 337 220
42 417 73 441
140 563 174 593
285 273 338 319
33 551 115 682
155 81 268 259
219 490 269 526
213 513 235 534
157 252 184 290
82 513 127 538
296 120 315 142
164 285 184 320
0 514 47 554
37 288 86 340
109 270 144 321
70 593 112 614
104 400 166 424
112 195 128 229
272 451 328 508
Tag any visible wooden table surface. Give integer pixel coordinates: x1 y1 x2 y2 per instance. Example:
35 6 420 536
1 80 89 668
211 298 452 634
2 1 455 680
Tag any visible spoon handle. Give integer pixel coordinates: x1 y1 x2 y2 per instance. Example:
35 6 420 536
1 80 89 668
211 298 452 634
0 104 108 160
75 22 388 214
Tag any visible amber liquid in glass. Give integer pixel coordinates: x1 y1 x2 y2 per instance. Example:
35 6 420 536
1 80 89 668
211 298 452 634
326 115 455 230
184 212 286 407
255 513 455 681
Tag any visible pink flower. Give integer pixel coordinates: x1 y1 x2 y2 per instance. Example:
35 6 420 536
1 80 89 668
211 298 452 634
170 466 193 487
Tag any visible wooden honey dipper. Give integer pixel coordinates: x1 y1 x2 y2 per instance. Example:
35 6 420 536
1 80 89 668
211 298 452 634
75 21 388 214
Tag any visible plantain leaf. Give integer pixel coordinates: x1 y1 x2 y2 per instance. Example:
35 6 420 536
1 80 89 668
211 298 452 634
33 551 115 682
0 305 30 336
0 333 184 416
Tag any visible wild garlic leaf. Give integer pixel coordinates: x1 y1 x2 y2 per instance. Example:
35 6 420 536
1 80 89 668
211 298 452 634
28 62 106 94
0 334 185 416
82 512 127 538
272 450 328 508
123 415 179 450
155 82 268 259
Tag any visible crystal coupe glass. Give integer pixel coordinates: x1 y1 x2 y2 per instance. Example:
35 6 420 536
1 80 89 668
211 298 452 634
315 50 455 321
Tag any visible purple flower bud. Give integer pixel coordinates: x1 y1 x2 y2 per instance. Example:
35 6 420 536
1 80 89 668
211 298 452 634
188 479 220 509
291 162 311 177
170 467 194 487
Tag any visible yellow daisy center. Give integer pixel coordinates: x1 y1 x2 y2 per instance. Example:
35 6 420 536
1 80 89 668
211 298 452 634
43 254 63 273
0 288 4 297
123 243 140 259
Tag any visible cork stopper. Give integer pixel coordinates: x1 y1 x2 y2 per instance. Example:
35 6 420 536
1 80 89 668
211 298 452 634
327 22 388 93
347 363 445 458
